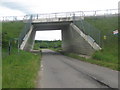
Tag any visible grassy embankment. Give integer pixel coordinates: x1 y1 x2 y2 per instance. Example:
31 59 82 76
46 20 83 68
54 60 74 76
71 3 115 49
86 16 118 70
2 21 41 88
55 16 119 71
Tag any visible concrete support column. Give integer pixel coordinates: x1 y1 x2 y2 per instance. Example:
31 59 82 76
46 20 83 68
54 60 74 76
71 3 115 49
61 26 73 52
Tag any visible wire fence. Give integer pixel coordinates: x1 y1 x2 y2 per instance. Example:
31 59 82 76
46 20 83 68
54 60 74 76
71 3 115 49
73 20 101 46
2 38 19 58
0 9 118 22
18 15 32 46
73 15 118 48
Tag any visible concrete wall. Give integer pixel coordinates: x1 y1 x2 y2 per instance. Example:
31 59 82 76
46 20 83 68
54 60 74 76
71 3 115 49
62 24 94 55
62 26 73 52
23 27 36 51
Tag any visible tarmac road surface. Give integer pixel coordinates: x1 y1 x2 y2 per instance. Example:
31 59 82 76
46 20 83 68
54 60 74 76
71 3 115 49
36 49 118 88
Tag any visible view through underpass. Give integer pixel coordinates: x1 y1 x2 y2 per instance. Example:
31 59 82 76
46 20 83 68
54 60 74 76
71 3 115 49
34 30 62 51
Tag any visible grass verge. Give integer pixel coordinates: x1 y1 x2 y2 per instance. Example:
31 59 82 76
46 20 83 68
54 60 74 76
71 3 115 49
2 21 41 88
2 48 41 88
60 51 119 71
52 48 119 71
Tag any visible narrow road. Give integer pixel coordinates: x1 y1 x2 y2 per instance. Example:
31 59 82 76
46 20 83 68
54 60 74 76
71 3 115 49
37 49 118 88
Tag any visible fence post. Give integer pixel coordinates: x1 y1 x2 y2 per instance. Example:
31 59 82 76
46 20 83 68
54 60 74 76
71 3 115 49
73 13 75 23
18 39 20 54
8 40 11 55
99 31 101 47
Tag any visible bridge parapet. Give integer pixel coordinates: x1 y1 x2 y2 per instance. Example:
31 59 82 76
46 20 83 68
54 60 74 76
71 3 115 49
32 16 84 23
24 11 85 23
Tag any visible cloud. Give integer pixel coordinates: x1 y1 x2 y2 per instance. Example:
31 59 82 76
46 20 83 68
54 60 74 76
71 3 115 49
0 6 25 17
1 0 34 14
0 0 119 17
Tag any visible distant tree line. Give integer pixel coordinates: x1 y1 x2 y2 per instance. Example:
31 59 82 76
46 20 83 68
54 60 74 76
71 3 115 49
34 40 62 49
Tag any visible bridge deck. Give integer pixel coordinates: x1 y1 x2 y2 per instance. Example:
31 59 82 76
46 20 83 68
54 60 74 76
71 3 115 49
25 16 84 23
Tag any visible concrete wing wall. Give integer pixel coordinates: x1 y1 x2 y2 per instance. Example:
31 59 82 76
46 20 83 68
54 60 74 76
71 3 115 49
20 25 36 51
62 23 101 55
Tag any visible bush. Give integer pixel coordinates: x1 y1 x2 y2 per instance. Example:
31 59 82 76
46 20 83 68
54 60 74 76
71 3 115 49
2 32 10 48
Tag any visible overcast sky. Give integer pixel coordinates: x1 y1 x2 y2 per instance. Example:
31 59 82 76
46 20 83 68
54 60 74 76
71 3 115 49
1 0 119 40
0 0 119 16
35 30 61 41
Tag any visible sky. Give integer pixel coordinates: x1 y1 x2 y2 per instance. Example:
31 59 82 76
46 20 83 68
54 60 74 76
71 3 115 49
0 0 119 40
35 30 61 41
0 0 119 16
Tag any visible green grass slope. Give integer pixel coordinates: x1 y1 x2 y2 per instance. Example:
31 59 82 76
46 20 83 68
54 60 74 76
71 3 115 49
85 16 118 34
2 21 41 88
85 16 118 61
2 21 24 38
2 49 40 88
2 21 24 58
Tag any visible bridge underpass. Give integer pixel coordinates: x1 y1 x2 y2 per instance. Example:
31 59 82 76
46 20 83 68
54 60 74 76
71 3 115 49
17 11 118 88
20 20 101 55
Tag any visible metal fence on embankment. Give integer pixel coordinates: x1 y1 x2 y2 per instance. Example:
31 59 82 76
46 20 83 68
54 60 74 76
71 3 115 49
18 15 32 47
73 20 101 47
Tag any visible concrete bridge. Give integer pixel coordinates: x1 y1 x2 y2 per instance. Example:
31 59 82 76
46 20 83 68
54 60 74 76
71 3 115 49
19 12 101 55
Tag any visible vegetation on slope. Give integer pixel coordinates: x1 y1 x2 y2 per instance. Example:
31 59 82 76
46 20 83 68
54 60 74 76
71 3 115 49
2 21 24 48
2 49 40 88
85 16 118 66
2 21 41 88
